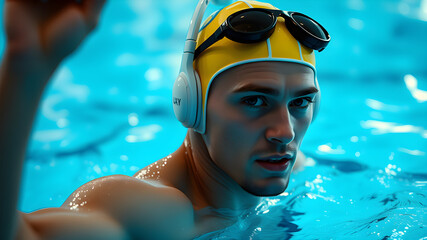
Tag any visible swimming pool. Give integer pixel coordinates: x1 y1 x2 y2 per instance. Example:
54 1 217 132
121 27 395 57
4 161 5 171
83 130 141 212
1 0 426 239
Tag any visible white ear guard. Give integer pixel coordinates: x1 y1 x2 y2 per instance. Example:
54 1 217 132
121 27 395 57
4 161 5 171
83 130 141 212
172 0 209 132
173 72 201 128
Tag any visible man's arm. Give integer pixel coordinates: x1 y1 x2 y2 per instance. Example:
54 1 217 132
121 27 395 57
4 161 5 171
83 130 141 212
15 208 128 240
12 175 195 240
0 1 106 239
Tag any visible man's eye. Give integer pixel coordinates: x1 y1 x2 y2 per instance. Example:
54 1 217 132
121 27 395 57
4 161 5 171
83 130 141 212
242 96 266 107
290 97 314 108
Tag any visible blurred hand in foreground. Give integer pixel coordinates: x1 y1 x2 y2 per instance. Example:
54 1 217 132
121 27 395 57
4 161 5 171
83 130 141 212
4 0 106 70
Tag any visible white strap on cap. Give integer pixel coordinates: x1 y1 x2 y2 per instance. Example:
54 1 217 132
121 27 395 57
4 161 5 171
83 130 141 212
240 0 254 8
297 41 304 61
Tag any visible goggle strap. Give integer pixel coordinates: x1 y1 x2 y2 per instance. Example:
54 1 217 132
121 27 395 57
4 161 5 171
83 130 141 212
194 25 226 60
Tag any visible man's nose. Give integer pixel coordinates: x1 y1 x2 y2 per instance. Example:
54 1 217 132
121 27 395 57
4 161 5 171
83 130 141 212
265 106 295 145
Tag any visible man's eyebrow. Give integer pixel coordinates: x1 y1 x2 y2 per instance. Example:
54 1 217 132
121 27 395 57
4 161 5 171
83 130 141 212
232 84 280 96
232 84 319 97
293 87 319 97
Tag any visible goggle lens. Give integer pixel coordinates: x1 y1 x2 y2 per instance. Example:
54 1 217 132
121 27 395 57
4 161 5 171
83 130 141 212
229 11 274 32
292 14 327 39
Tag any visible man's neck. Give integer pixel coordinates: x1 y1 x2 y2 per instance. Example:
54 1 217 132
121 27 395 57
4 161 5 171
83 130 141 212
181 130 261 212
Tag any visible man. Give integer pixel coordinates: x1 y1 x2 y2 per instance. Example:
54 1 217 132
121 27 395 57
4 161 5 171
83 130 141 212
0 0 330 239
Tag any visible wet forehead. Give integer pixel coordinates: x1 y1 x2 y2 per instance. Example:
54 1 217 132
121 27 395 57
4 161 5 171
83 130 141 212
212 62 316 95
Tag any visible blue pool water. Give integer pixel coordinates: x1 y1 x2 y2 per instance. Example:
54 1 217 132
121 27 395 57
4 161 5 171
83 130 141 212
1 0 426 239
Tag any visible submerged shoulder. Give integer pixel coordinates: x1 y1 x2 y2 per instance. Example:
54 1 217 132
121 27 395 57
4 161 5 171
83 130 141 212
62 175 195 238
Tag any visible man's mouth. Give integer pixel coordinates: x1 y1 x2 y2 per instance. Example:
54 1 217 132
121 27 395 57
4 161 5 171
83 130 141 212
255 155 293 172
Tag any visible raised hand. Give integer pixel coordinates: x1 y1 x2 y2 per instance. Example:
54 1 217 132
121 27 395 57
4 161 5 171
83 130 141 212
0 2 107 239
4 0 106 69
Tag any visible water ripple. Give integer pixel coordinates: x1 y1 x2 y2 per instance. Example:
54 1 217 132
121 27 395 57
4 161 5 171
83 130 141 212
361 120 427 138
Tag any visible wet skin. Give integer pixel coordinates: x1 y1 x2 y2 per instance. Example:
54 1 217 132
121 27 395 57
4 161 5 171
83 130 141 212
14 61 317 239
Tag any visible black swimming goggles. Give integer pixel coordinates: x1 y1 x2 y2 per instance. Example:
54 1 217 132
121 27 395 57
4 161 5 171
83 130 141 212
194 8 331 60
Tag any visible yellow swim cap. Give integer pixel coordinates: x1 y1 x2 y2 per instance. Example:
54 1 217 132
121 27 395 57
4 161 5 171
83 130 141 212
194 0 318 133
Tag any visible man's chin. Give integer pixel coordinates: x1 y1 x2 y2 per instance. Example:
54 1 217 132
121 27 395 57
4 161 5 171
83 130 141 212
242 177 290 197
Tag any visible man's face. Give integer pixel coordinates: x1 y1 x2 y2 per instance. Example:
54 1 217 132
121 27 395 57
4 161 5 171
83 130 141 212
202 61 318 196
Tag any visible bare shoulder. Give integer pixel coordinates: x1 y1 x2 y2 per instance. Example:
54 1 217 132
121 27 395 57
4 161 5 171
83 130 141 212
62 174 193 210
62 174 195 239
